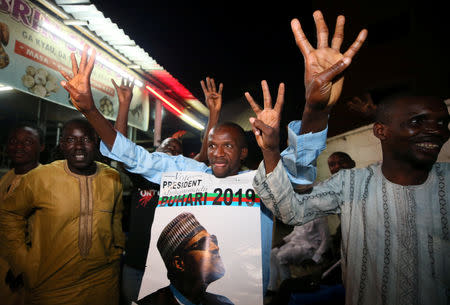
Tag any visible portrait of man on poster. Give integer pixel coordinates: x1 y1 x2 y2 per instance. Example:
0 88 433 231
138 212 233 305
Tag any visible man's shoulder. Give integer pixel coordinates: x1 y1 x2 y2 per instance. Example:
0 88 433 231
95 161 119 173
0 168 15 183
435 162 450 171
325 163 379 182
138 286 176 305
28 160 65 176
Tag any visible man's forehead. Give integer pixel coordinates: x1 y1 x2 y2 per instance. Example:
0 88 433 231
62 124 94 138
209 126 239 141
9 127 39 139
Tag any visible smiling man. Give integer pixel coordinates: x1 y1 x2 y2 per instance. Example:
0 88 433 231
250 10 450 305
0 118 125 305
58 45 316 296
206 122 248 178
138 212 232 305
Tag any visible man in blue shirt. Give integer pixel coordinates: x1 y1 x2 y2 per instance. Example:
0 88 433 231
58 45 327 302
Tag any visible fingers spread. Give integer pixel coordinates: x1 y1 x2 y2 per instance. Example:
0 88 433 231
86 48 97 77
291 18 313 56
343 29 368 59
79 45 89 72
218 83 223 95
210 78 216 92
261 80 272 109
200 79 207 94
206 77 212 92
111 78 119 90
313 10 329 49
70 53 78 76
274 83 285 114
245 92 261 114
331 15 345 50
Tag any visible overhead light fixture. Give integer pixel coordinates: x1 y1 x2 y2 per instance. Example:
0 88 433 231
40 20 143 87
63 19 89 26
127 64 141 69
0 85 13 91
145 85 204 130
55 0 91 4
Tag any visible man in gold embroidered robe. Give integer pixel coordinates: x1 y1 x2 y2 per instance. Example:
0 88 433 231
0 119 125 305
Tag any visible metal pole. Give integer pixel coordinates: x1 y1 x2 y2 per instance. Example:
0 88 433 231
154 98 162 148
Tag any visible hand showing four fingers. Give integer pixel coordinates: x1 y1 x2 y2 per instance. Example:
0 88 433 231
291 10 367 111
112 78 134 108
59 45 97 114
201 77 223 116
245 80 285 151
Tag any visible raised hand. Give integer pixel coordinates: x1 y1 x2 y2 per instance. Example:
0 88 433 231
245 80 285 151
112 78 134 136
60 45 117 148
194 77 223 163
112 77 134 108
59 45 97 114
200 77 223 117
292 10 367 111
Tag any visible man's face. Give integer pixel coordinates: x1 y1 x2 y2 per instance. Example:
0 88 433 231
380 97 450 168
59 123 97 175
6 127 43 167
156 138 183 156
327 154 354 175
207 126 248 178
182 229 225 284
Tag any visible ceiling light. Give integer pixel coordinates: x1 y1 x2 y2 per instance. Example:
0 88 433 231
145 85 204 130
127 64 141 69
40 20 142 87
0 85 13 91
63 19 89 26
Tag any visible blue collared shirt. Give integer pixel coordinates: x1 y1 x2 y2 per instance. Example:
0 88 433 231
100 121 327 293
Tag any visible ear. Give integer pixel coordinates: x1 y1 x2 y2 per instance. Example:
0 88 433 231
173 255 185 272
373 122 388 141
240 147 248 161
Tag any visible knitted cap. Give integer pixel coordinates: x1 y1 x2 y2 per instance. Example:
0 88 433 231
157 212 205 265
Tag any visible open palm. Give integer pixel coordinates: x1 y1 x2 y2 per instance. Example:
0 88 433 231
292 11 367 110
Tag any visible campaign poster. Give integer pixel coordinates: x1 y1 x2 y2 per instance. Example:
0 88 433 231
139 171 264 305
0 0 149 131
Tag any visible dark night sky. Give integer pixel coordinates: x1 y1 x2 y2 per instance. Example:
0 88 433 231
89 0 450 140
90 1 314 123
91 1 311 100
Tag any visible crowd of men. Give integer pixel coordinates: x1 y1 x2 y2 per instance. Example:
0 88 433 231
0 8 448 305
